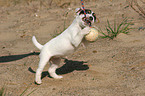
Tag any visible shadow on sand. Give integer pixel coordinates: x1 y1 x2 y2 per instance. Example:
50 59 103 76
28 59 89 80
0 52 89 83
0 52 39 63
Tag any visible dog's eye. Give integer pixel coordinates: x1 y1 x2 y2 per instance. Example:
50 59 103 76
93 13 96 16
89 16 93 21
79 10 84 15
87 11 91 14
85 9 91 14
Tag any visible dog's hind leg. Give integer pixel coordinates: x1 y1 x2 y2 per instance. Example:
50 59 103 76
35 52 51 84
48 57 63 79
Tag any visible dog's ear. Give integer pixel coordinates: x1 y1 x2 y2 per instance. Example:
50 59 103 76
75 8 82 15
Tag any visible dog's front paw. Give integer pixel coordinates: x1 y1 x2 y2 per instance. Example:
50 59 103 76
82 27 90 35
84 26 90 30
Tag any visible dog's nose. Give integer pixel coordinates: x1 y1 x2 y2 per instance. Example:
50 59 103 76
89 16 93 21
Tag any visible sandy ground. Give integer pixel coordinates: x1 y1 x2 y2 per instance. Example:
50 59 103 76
0 0 145 96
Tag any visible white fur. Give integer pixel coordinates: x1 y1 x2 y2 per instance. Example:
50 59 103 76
32 36 43 50
32 8 95 84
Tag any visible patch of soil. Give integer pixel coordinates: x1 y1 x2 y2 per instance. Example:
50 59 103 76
0 0 145 96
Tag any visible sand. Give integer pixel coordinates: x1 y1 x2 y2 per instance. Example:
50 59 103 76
0 0 145 96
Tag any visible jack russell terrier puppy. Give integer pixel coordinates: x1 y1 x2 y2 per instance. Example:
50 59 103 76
32 8 97 84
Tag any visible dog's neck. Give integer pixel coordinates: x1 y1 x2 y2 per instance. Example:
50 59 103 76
71 16 86 29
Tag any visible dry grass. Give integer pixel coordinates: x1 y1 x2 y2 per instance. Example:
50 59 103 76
128 0 145 18
0 0 97 7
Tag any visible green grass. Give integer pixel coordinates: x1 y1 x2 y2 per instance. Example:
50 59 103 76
0 87 5 96
20 83 37 96
0 85 36 96
99 18 133 40
20 86 37 96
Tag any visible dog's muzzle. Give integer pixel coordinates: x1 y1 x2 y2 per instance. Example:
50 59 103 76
82 16 94 26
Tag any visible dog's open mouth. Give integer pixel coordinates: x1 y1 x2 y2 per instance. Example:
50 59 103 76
82 17 92 26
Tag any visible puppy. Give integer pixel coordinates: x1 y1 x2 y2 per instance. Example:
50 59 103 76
32 8 97 84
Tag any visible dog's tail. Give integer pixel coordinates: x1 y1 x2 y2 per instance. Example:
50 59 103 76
32 36 43 50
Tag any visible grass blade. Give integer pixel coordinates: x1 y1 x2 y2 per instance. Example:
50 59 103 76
107 19 115 34
20 87 29 96
114 19 117 32
120 23 131 33
99 29 111 39
0 87 5 96
106 27 111 35
117 18 128 33
117 21 124 33
27 89 37 96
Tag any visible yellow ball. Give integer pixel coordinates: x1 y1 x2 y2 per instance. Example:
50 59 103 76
85 28 99 41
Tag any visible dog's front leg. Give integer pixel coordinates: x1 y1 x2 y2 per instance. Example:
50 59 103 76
81 26 90 35
81 27 91 48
